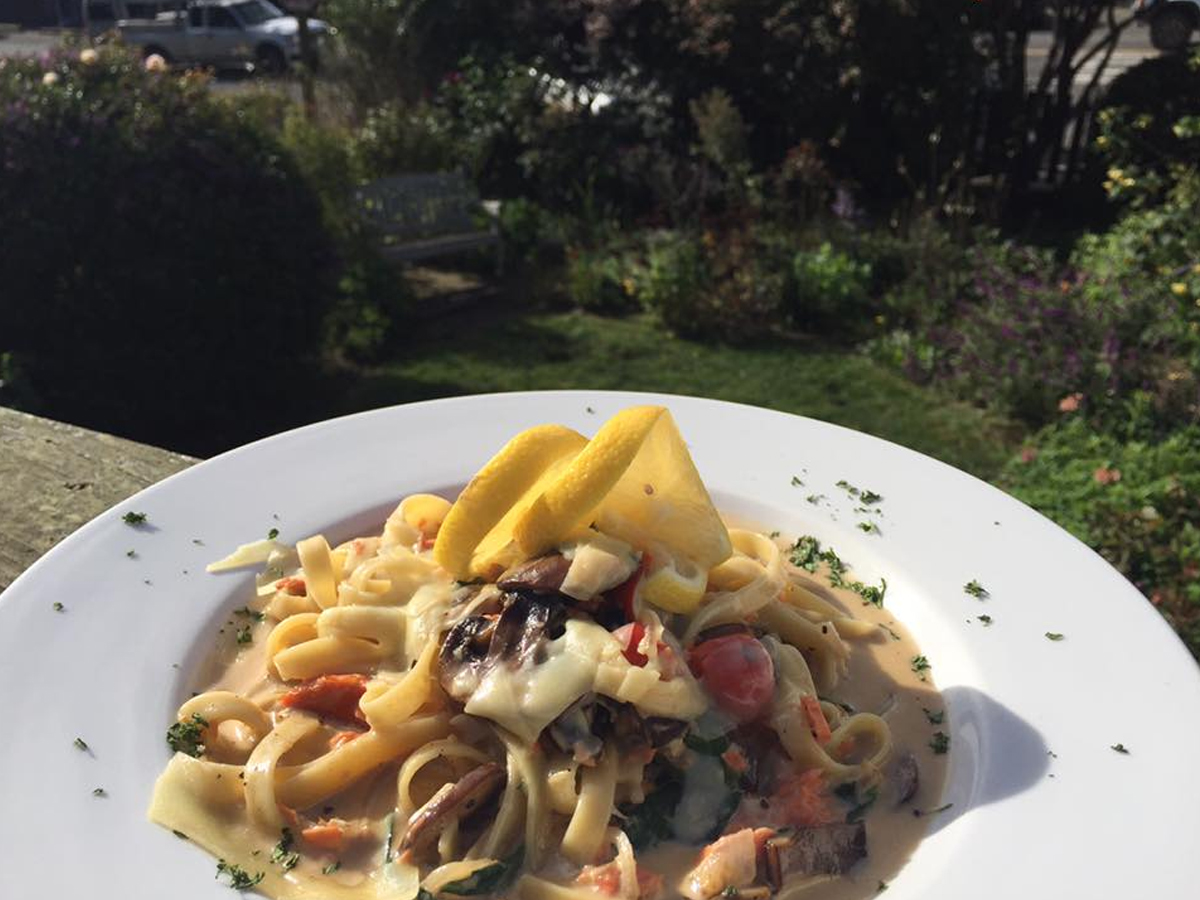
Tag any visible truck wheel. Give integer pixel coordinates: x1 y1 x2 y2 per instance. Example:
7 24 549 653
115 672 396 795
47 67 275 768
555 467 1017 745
255 44 287 76
1150 8 1196 52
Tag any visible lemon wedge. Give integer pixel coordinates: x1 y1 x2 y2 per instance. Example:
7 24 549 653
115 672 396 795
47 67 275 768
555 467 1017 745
435 406 732 609
513 406 665 558
640 552 709 614
433 424 588 580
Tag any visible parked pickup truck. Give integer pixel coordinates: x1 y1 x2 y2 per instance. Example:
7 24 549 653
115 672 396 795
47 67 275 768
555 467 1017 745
1135 0 1199 51
82 0 329 73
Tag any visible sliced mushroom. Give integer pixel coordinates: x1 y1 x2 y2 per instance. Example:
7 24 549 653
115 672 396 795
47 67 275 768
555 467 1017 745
437 615 497 699
438 594 567 704
886 751 920 806
394 762 505 862
762 822 867 887
498 554 572 595
489 592 567 662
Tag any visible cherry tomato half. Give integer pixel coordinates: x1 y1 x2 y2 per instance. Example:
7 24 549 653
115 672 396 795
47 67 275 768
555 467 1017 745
688 634 775 723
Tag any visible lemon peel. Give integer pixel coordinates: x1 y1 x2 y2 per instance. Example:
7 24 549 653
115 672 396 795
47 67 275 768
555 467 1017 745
640 553 708 614
433 424 587 580
513 406 666 558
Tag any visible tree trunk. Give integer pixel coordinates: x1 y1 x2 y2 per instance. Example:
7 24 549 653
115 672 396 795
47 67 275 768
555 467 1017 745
297 13 317 121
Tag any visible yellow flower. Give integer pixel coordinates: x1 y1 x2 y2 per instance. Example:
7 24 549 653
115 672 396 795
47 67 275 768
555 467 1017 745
1095 135 1108 148
1121 177 1136 188
1106 167 1124 181
1171 282 1188 296
79 48 99 65
621 278 636 297
1192 263 1200 275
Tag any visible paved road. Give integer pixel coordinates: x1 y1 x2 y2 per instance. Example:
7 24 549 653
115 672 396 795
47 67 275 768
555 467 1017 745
1026 21 1163 88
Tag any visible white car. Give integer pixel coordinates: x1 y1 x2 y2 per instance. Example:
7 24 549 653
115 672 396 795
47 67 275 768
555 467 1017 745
1135 0 1198 51
82 0 329 73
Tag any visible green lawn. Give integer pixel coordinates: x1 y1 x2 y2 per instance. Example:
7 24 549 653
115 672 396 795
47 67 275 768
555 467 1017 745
338 308 1021 480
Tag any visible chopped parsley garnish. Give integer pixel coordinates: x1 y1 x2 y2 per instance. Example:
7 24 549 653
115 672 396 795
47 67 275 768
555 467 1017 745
857 521 879 534
272 828 300 871
192 538 204 545
236 624 254 645
126 549 137 558
216 860 265 890
166 713 208 757
805 493 824 504
323 861 341 875
978 614 993 626
267 527 280 540
877 882 889 893
845 786 879 822
767 530 780 539
174 830 189 840
788 536 887 606
964 579 989 599
835 479 856 495
910 655 931 680
52 601 64 612
922 707 945 725
73 737 89 751
121 511 147 526
929 731 950 754
860 489 883 505
881 624 901 641
92 787 106 797
1045 632 1065 641
234 606 264 621
791 475 804 486
1111 743 1130 755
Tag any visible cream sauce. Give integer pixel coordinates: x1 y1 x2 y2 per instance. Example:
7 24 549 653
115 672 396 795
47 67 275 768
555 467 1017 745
181 525 947 900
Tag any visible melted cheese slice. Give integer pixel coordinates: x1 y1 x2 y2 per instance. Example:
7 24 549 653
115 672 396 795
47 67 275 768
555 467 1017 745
464 620 707 742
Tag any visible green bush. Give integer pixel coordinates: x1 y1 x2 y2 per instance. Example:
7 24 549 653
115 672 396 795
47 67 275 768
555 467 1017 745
1096 52 1200 206
353 102 455 179
632 229 786 342
1002 418 1200 659
0 46 337 453
635 231 713 336
791 242 873 332
566 245 639 315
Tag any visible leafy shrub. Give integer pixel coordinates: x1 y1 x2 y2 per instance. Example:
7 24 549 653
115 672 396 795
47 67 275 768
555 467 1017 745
633 228 788 342
635 231 713 336
0 46 337 453
921 241 1179 427
1095 52 1200 206
353 102 455 179
566 245 639 315
791 243 873 333
498 198 562 269
1002 418 1200 659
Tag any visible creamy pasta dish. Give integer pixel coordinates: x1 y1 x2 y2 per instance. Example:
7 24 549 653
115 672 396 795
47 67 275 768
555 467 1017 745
150 406 948 900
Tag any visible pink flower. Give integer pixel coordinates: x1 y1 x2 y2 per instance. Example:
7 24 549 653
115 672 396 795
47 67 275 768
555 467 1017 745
1093 467 1121 485
144 54 168 73
1019 446 1038 463
1058 392 1083 413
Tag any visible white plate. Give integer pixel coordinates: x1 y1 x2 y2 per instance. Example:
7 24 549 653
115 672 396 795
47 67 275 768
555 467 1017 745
1 391 1197 898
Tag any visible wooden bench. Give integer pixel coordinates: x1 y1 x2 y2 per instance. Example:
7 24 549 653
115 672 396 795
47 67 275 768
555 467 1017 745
353 172 502 270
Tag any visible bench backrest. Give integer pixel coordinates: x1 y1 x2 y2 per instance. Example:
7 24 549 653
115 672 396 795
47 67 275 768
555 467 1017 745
353 172 485 243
